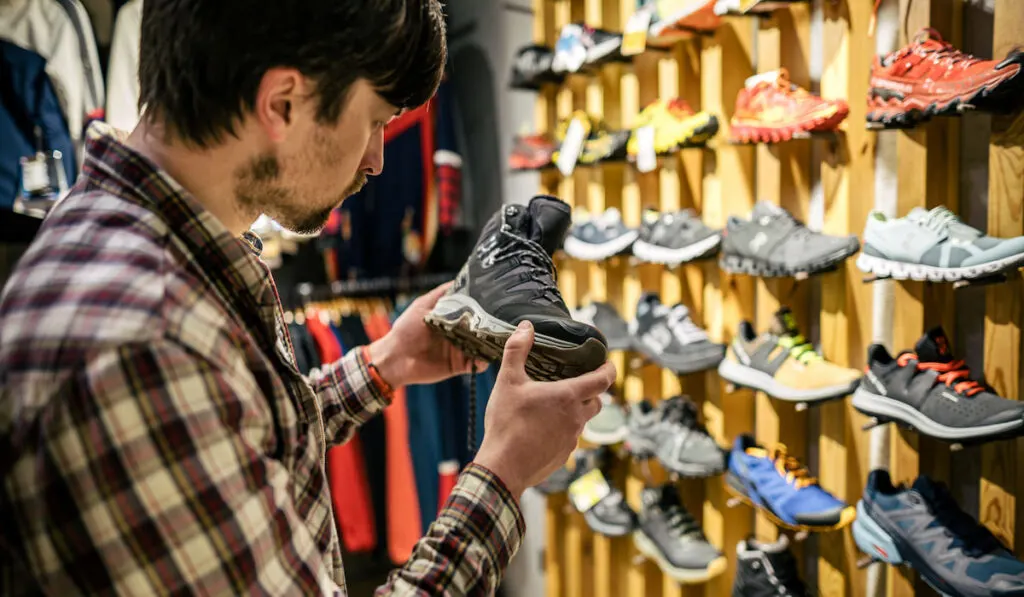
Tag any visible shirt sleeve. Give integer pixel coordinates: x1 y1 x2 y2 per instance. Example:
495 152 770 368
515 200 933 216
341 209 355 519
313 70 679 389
4 340 342 596
376 464 526 596
306 345 394 446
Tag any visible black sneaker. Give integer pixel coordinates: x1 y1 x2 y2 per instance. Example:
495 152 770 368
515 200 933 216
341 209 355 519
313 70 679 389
572 301 632 351
720 202 860 278
733 535 809 597
563 207 639 261
632 209 722 266
625 396 726 478
852 326 1024 442
629 293 725 375
570 447 638 537
510 44 564 90
425 196 608 381
633 484 727 584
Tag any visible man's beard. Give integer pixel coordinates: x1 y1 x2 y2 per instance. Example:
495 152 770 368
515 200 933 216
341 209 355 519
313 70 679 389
236 152 369 236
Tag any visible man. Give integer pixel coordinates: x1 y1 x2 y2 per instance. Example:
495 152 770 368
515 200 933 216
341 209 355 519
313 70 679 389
0 1 616 595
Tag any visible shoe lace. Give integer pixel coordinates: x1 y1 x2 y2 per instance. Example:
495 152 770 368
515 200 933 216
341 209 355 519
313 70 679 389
772 445 817 490
927 482 1002 556
915 206 960 236
664 503 701 538
663 398 709 435
770 550 808 595
777 333 823 364
667 306 709 344
913 28 984 68
895 353 984 396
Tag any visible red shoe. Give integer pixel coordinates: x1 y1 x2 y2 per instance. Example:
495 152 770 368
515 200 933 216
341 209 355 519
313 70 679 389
868 28 1024 127
510 134 557 170
730 69 849 143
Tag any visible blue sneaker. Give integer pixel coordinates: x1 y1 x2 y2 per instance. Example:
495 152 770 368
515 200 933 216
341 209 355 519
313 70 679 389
726 435 855 531
854 470 1024 597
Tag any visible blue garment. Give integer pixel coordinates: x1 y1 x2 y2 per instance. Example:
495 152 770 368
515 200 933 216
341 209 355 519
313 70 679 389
0 41 76 210
404 381 443 532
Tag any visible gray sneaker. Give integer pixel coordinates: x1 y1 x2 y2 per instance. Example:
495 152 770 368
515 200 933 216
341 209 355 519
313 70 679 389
629 293 725 375
633 484 727 584
858 206 1024 282
632 209 722 266
572 301 632 351
626 396 726 477
570 447 638 537
582 393 628 445
563 207 639 261
854 470 1024 597
720 202 860 277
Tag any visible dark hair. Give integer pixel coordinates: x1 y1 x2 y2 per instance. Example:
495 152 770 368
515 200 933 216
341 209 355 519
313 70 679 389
138 0 447 147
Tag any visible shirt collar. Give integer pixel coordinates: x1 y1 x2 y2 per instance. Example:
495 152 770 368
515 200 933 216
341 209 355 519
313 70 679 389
80 122 276 312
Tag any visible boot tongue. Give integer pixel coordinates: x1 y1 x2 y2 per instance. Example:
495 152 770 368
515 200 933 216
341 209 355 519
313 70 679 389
526 195 572 255
770 307 799 337
911 475 939 500
915 326 954 364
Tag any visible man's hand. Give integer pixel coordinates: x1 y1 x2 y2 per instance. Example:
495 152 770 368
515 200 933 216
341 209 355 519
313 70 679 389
472 321 617 498
368 282 487 388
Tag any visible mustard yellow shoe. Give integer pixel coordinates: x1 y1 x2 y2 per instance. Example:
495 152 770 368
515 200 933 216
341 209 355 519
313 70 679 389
628 98 719 157
717 306 862 403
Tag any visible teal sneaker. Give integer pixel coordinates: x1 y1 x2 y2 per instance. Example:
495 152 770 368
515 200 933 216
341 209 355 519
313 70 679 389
858 207 1024 282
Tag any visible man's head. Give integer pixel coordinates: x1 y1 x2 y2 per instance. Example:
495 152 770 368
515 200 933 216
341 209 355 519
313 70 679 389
138 1 447 234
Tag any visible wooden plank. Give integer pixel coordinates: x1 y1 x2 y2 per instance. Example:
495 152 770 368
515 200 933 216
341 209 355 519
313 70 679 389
982 0 1024 557
817 0 877 595
751 6 811 558
700 16 756 597
885 1 961 594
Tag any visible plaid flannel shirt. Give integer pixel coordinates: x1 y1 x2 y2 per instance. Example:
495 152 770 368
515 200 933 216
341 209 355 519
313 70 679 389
0 124 524 596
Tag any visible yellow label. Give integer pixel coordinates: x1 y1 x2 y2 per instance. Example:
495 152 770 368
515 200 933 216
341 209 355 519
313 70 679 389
568 469 612 512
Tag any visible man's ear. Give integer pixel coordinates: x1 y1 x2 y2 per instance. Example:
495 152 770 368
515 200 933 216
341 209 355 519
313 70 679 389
254 67 306 143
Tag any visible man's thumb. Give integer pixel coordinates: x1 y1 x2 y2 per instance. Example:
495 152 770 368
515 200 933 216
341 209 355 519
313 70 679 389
500 321 535 376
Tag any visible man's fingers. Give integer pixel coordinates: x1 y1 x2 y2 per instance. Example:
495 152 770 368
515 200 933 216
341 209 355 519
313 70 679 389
557 361 617 400
497 321 535 382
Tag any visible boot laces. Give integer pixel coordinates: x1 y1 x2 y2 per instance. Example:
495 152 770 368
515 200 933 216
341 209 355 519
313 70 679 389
777 332 823 364
896 353 984 396
664 503 701 538
667 306 709 344
772 445 816 490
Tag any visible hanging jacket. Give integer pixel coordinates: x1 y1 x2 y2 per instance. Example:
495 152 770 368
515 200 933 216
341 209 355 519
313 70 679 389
0 40 75 209
0 0 105 151
105 0 142 130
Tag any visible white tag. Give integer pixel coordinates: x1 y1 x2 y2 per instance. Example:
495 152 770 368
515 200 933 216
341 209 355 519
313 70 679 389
622 8 654 56
20 159 50 194
557 118 588 176
636 126 657 173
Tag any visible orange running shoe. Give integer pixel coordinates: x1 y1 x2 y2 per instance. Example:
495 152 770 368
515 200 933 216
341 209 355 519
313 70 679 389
730 69 849 143
868 28 1024 128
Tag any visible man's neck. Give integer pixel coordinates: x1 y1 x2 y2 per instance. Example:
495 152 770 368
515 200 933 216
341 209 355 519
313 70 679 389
125 123 257 237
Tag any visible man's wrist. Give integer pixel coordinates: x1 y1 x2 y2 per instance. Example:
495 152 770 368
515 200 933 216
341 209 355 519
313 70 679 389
473 449 525 500
367 337 406 389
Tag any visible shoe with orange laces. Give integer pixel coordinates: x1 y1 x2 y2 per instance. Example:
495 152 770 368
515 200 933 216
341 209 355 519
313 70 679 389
853 326 1024 442
868 28 1024 128
730 69 849 143
726 435 855 532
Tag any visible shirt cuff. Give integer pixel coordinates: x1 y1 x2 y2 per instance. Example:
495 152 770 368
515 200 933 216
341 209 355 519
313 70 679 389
351 346 395 405
442 464 526 571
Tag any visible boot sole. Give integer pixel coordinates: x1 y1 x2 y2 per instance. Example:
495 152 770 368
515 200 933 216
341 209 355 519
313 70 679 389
424 294 608 382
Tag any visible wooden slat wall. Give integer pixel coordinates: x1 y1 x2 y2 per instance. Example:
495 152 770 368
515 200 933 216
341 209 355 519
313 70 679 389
982 0 1024 560
531 1 1022 596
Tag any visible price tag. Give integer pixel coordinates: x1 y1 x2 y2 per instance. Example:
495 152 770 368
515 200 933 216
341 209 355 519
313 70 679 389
621 8 654 56
557 117 590 176
19 158 50 195
636 126 658 173
568 468 612 513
